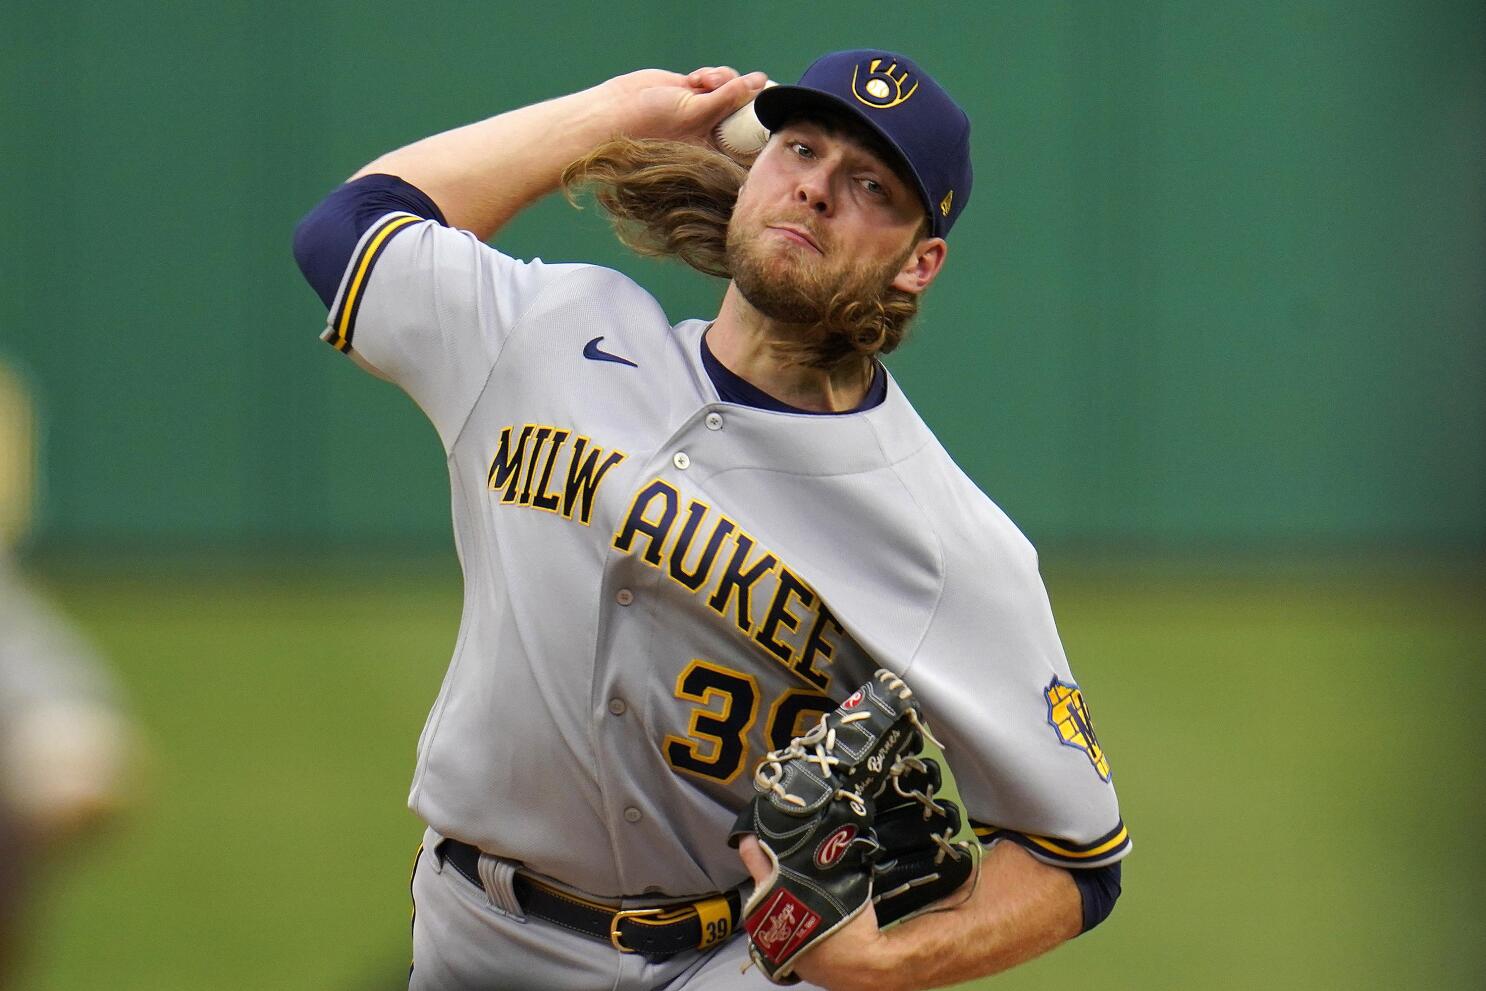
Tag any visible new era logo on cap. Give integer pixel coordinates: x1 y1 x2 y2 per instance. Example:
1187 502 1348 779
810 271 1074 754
755 49 974 238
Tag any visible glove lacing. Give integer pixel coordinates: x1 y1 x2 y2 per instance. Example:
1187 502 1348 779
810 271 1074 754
754 710 875 816
874 670 944 750
873 749 984 916
753 671 944 819
886 755 964 866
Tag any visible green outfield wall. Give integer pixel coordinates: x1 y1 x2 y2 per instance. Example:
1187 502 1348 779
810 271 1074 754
3 0 1482 550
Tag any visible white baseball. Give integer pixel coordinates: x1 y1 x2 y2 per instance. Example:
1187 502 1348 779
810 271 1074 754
713 80 777 163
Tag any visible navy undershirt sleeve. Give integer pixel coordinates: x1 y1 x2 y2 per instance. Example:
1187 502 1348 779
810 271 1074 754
292 173 449 308
1072 862 1122 933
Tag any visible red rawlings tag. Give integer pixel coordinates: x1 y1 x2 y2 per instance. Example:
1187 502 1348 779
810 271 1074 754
814 824 857 868
745 889 823 964
841 690 865 711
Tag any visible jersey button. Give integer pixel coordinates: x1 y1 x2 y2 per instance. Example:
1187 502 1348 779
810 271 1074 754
704 412 723 431
623 807 642 823
615 588 634 606
608 698 627 715
672 451 691 470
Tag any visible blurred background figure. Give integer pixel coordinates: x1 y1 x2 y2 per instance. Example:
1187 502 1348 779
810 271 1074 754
0 361 137 984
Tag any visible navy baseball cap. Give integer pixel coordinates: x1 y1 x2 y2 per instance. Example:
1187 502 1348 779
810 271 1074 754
753 50 973 238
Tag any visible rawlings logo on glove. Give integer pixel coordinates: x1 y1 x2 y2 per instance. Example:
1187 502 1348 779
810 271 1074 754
748 889 821 963
814 825 857 868
728 669 980 984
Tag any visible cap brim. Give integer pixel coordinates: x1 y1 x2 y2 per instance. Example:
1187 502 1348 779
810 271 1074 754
753 85 937 234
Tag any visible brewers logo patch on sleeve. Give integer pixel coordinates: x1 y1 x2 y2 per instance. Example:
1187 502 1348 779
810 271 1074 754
1044 677 1110 781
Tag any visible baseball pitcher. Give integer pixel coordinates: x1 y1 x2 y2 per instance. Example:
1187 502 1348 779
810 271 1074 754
294 50 1129 991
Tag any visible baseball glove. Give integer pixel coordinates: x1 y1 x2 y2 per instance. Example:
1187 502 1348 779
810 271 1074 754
728 669 978 983
870 755 978 927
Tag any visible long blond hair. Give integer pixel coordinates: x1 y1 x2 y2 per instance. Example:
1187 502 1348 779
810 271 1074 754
561 136 923 369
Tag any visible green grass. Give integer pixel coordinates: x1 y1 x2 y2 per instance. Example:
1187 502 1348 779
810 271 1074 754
13 554 1486 990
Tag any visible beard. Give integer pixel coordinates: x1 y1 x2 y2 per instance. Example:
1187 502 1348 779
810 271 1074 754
724 212 906 327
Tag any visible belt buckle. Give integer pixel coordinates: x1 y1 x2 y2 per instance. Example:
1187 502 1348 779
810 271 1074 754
609 907 667 953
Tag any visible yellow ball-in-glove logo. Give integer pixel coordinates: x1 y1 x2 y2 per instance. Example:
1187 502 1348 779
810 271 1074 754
851 58 919 110
1044 677 1110 781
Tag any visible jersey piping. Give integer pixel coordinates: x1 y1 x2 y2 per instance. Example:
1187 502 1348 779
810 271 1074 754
323 212 423 352
972 817 1131 868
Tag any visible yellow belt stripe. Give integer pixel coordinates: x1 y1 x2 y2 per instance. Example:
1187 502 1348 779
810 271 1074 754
330 214 421 349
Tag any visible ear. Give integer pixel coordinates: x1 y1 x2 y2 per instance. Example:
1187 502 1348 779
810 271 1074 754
891 237 948 295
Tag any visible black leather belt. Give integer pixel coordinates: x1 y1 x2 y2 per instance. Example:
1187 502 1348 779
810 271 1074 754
436 838 743 960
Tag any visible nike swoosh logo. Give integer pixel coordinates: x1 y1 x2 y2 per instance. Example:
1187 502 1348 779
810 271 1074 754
583 336 638 368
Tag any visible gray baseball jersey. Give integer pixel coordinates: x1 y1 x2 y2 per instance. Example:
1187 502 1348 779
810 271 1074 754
321 213 1130 902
